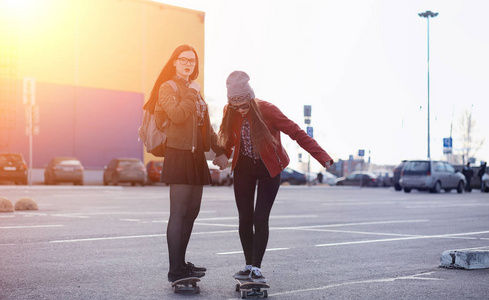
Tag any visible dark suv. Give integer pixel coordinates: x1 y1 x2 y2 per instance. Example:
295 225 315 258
0 153 28 185
392 160 407 191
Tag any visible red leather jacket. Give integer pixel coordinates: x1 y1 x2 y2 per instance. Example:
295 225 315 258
223 99 333 178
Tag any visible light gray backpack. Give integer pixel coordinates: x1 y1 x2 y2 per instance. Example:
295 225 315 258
138 80 178 157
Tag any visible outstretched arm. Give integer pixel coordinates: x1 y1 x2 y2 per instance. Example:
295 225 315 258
263 102 334 167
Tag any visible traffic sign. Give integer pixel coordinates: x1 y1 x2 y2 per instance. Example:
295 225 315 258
358 149 365 157
443 137 452 154
304 105 311 125
443 138 452 148
306 126 313 138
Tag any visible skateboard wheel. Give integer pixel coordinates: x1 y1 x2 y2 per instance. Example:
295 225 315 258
241 291 247 299
263 290 268 298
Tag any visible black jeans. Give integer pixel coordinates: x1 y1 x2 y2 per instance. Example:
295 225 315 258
167 184 203 274
233 155 281 268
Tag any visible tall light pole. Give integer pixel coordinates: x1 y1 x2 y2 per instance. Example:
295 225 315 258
418 10 438 159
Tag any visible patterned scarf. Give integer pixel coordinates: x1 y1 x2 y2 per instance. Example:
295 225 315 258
240 116 260 159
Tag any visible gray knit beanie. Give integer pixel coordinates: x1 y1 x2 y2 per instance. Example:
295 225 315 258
226 71 255 104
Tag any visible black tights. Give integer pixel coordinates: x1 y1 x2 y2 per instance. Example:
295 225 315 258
167 184 203 273
233 156 281 268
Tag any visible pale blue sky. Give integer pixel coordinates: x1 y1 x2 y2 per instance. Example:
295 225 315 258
158 0 489 171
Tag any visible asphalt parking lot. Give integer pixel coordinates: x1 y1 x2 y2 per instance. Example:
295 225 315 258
1 185 488 299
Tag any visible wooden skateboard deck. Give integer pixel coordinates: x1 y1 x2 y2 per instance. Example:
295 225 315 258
235 278 270 298
171 277 201 294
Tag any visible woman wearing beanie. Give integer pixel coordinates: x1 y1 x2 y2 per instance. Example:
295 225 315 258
213 71 333 283
147 45 224 282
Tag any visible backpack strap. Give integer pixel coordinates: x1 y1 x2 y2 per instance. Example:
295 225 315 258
167 79 179 99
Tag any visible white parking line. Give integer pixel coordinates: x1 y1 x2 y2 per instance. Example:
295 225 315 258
265 272 441 298
18 212 48 217
316 236 428 247
321 201 397 206
316 230 489 247
274 219 429 230
51 214 90 219
405 203 489 209
50 234 165 243
194 222 239 228
217 248 289 255
0 225 64 229
48 229 238 244
195 214 316 221
301 228 423 237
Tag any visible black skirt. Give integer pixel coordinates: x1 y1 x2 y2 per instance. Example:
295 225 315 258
160 129 211 185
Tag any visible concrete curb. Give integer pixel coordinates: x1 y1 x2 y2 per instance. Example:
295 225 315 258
440 250 489 270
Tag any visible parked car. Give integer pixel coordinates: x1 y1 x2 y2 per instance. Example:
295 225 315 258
399 160 466 193
281 167 306 185
207 161 233 186
44 157 84 185
0 153 28 185
146 160 163 185
307 171 337 185
393 160 408 191
103 158 146 186
321 171 338 185
335 171 378 187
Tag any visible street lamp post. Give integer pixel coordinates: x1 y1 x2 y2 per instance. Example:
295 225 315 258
418 10 438 159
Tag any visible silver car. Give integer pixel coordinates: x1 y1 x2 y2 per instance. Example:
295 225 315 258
103 158 146 186
44 157 84 185
400 160 466 193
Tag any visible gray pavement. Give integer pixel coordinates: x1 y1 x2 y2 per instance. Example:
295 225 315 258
1 185 488 299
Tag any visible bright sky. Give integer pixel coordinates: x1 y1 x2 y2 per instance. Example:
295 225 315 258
158 0 489 171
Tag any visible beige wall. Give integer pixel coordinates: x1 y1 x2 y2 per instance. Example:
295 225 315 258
0 0 205 163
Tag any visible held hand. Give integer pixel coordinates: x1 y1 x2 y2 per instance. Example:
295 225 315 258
324 161 332 170
213 154 228 170
218 155 229 170
189 81 201 92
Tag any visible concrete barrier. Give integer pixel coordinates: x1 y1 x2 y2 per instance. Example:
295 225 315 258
14 197 39 211
440 249 489 270
0 197 14 212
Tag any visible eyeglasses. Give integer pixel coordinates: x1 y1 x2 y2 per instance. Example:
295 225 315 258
230 102 250 110
177 57 196 66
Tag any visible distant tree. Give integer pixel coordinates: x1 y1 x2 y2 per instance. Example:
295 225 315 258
457 108 484 164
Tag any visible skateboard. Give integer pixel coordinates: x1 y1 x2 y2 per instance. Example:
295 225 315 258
235 278 270 298
171 277 201 294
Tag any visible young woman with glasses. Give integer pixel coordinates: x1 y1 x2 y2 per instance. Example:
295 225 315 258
213 71 333 283
146 45 224 282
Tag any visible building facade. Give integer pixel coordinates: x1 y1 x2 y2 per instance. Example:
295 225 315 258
0 0 205 168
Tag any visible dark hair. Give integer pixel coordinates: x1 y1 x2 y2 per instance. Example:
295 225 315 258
218 99 276 153
144 45 200 112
